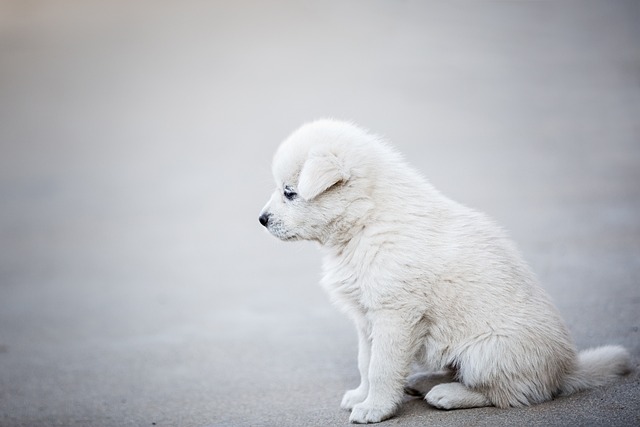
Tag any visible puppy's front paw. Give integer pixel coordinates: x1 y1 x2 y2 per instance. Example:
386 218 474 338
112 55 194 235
349 401 396 424
341 387 368 410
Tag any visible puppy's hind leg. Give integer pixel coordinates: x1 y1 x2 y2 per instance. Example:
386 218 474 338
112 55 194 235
404 370 456 397
426 383 492 410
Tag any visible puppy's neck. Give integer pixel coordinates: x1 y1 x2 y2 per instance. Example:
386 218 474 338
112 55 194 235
319 196 374 248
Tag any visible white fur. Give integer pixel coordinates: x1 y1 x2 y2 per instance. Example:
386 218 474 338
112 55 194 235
259 119 631 424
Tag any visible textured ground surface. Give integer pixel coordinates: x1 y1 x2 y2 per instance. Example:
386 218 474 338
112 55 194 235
1 1 639 426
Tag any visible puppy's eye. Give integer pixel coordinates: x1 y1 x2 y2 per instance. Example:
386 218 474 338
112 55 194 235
284 186 298 201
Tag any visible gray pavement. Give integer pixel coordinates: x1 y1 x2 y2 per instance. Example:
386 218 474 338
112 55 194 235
1 1 639 426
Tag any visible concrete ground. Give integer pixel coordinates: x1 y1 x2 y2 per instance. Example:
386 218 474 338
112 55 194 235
1 1 639 426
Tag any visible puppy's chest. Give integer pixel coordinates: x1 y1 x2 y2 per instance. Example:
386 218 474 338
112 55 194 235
320 254 377 310
322 266 361 303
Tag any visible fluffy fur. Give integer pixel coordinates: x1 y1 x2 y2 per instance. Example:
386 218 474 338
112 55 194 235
259 119 631 424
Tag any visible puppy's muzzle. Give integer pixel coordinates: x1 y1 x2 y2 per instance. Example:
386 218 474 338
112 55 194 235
259 212 271 227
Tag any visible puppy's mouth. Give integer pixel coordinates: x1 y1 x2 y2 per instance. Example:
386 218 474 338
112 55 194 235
272 230 299 242
266 223 299 242
280 234 299 242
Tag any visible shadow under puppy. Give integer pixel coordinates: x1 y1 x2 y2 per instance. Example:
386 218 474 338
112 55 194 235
259 119 631 424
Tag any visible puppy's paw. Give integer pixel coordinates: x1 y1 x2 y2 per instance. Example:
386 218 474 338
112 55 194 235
405 370 454 397
349 401 396 424
425 382 491 410
341 387 368 410
425 384 456 410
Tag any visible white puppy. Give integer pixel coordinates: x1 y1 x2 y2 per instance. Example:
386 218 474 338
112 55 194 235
259 120 631 424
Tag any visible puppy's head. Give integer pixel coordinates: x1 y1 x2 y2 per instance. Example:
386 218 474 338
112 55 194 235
259 120 372 244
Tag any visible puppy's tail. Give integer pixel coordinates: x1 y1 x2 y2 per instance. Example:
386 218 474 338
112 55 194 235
560 345 631 396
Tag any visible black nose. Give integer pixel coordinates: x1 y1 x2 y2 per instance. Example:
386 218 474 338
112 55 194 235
259 212 270 227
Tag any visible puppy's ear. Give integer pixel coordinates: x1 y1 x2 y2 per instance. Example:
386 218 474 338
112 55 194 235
298 151 349 200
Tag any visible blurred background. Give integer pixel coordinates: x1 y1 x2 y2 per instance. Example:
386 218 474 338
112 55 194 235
1 1 639 426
